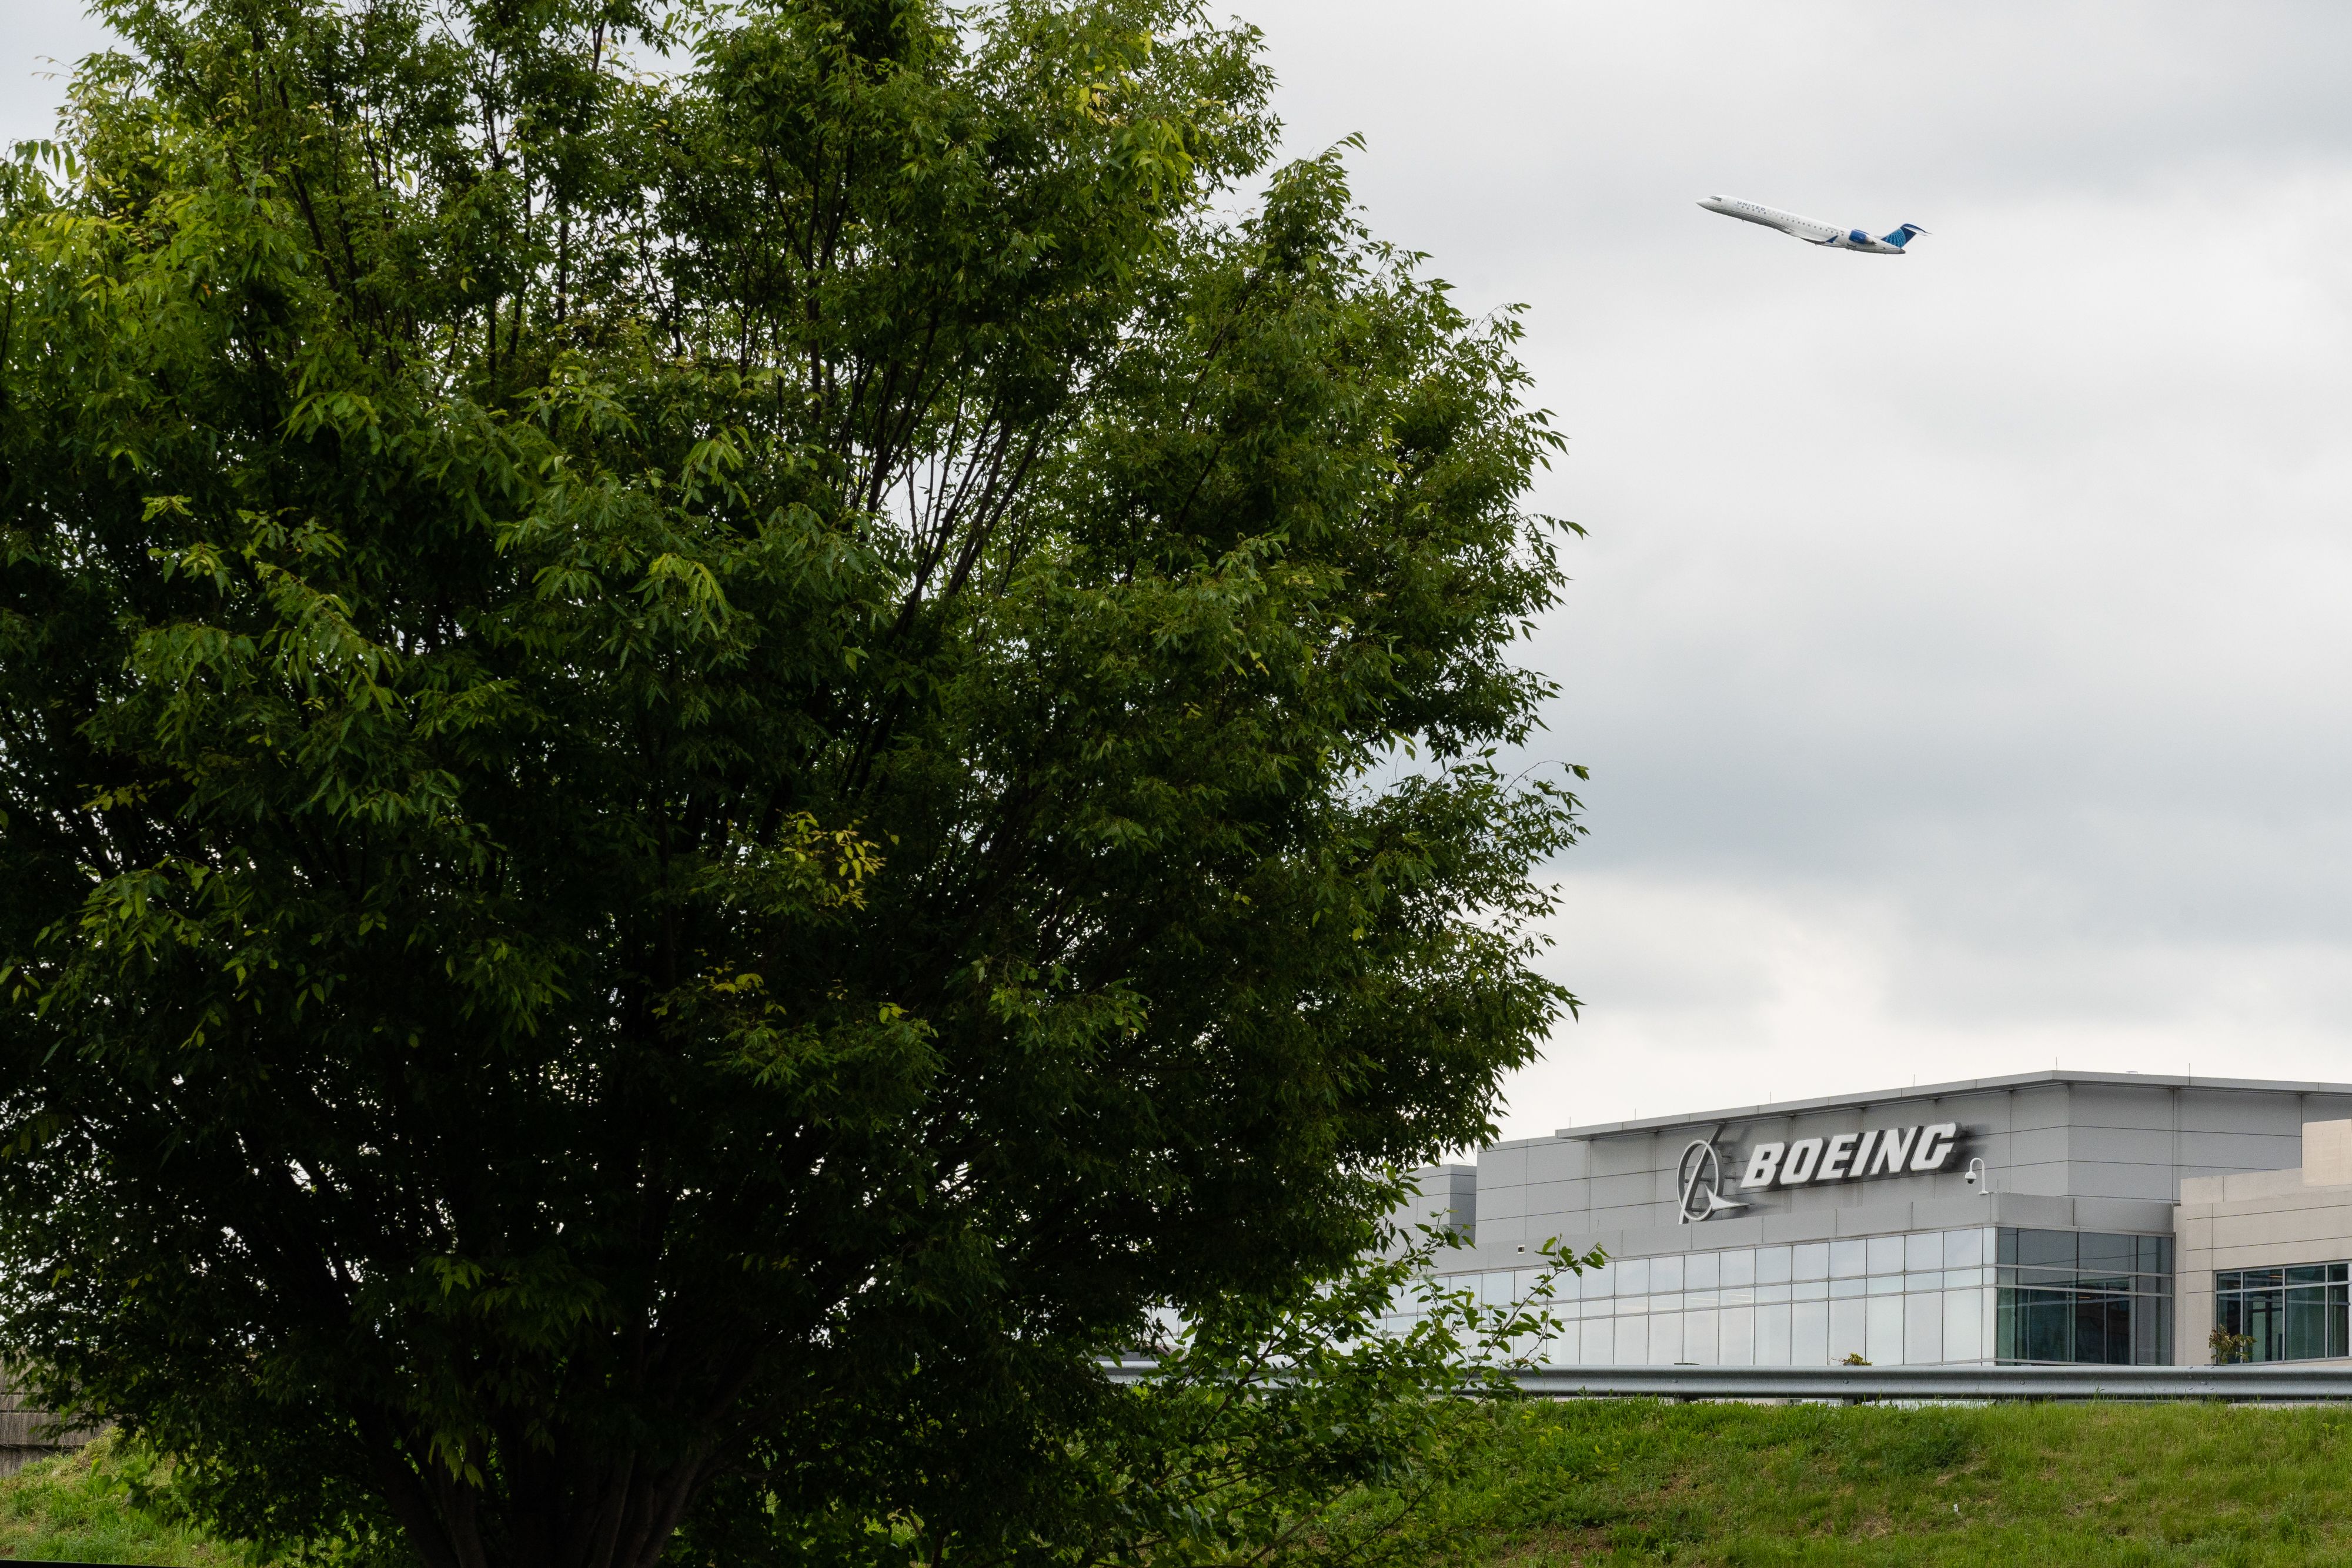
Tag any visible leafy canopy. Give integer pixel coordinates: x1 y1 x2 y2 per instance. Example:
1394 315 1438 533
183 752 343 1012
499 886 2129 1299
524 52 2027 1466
0 0 1579 1564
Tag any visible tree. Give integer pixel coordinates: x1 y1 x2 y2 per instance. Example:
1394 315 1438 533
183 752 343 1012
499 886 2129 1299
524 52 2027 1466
0 0 1579 1564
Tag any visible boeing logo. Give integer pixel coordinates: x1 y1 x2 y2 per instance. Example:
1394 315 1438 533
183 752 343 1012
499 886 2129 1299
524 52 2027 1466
1741 1123 1960 1189
1676 1124 1966 1222
1676 1139 1748 1225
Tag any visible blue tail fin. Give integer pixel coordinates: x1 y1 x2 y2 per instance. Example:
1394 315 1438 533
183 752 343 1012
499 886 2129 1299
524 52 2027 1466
1880 222 1927 249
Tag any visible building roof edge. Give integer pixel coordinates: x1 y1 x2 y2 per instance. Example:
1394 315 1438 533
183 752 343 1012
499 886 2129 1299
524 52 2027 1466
1549 1069 2352 1142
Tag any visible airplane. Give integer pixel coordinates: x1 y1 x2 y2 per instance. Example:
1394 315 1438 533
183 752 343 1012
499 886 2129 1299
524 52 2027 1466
1699 195 1927 255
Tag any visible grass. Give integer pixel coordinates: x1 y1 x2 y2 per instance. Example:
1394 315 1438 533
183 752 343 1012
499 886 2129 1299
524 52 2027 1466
0 1435 245 1566
1423 1398 2352 1566
4 1403 2351 1565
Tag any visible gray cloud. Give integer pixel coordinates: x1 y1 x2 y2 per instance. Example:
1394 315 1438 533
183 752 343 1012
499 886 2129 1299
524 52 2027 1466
1238 1 2352 1135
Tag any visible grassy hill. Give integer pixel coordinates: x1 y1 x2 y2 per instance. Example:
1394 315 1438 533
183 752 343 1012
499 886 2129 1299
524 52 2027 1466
0 1436 242 1566
7 1401 2352 1566
1417 1398 2352 1566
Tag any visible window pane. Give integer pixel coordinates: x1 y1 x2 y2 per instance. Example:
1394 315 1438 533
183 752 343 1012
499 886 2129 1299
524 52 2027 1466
1758 1245 1793 1285
1904 1292 1943 1365
1867 1295 1903 1364
1945 1288 1984 1363
2077 1232 2134 1272
1997 1228 2019 1265
1867 1235 1904 1276
1830 1239 1868 1278
1756 1303 1792 1366
1618 1258 1650 1296
1793 1243 1829 1282
2287 1265 2329 1288
1829 1298 1867 1363
1720 1305 1756 1366
2137 1235 2172 1275
2021 1290 2072 1362
1685 1308 1719 1366
2017 1230 2077 1268
1907 1232 1941 1272
2286 1288 2333 1361
2246 1289 2284 1363
2073 1293 2129 1365
1685 1251 1719 1290
1945 1228 1985 1269
1651 1255 1682 1293
1720 1249 1756 1288
1791 1299 1829 1365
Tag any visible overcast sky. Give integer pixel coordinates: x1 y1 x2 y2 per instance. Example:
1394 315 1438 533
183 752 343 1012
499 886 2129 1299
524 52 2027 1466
9 2 2352 1144
1230 1 2352 1141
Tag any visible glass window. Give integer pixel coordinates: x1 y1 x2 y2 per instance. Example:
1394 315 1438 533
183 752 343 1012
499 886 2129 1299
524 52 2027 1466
1685 1308 1719 1365
1867 1234 1905 1276
1720 1248 1756 1287
2077 1232 2134 1272
1945 1227 1986 1269
1906 1231 1941 1272
1829 1298 1867 1363
1618 1258 1650 1296
1720 1305 1755 1367
1943 1288 1984 1363
1903 1292 1942 1365
2217 1259 2352 1363
1651 1254 1683 1293
1685 1251 1719 1290
1758 1245 1793 1285
1830 1239 1868 1278
2016 1229 2076 1268
1792 1299 1829 1365
1866 1295 1903 1363
1994 1229 2174 1366
1793 1242 1829 1282
1584 1263 1615 1298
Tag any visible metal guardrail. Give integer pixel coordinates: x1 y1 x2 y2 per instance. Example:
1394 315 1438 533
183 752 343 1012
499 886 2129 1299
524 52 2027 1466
1511 1363 2352 1402
1107 1360 2352 1402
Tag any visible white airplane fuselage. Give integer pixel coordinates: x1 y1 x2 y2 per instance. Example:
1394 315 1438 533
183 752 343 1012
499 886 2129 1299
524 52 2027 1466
1698 195 1922 255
